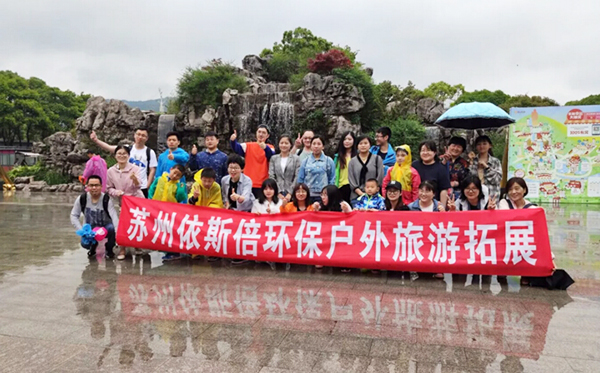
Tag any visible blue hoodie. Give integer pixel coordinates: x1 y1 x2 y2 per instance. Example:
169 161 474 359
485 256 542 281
157 148 190 183
408 199 441 212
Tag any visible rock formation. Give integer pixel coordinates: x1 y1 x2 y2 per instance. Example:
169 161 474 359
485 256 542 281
35 54 446 180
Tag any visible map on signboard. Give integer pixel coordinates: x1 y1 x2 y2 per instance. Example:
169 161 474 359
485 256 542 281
508 105 600 204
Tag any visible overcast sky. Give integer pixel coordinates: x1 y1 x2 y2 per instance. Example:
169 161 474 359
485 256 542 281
1 0 597 104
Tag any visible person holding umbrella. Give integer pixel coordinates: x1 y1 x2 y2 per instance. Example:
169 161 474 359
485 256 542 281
469 135 502 197
440 136 470 199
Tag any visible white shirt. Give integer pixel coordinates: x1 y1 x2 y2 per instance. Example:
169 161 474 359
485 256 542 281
280 156 289 171
128 146 158 189
420 202 435 212
251 199 283 214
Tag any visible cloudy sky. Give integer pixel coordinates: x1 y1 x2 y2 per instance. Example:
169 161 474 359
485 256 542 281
1 0 597 104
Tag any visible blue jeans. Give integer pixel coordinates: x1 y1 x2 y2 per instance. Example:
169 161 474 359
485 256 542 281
81 223 115 252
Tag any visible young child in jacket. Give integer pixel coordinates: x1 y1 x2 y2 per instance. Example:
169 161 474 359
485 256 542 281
188 167 223 208
148 164 187 204
353 178 386 211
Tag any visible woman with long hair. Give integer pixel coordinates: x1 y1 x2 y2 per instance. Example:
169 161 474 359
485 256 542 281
348 135 384 205
333 131 356 204
384 181 409 211
469 135 502 197
251 178 283 214
269 135 301 203
280 183 314 212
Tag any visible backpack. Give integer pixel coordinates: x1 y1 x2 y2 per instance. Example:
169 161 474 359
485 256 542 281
80 192 110 214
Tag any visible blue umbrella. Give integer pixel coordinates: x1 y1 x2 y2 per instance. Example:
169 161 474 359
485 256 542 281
435 102 515 130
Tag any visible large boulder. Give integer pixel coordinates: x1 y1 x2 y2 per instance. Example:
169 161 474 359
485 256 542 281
39 132 76 174
75 96 159 151
13 177 32 184
325 115 361 152
242 55 268 77
416 97 445 125
298 73 365 115
28 181 48 192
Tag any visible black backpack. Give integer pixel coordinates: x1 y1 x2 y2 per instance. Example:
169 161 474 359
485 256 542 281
80 192 110 213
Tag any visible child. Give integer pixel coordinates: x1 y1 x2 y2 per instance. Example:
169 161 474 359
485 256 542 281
148 164 187 204
188 167 223 208
353 178 386 211
381 145 420 205
221 154 255 212
148 164 187 262
252 179 282 214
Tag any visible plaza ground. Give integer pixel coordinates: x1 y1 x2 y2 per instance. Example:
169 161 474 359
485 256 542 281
0 193 598 372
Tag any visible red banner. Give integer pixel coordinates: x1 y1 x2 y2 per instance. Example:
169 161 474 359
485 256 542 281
117 196 554 276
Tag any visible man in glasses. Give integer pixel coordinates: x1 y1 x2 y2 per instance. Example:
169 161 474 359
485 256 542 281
70 175 120 259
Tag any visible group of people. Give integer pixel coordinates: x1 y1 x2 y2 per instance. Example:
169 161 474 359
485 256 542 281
71 125 537 267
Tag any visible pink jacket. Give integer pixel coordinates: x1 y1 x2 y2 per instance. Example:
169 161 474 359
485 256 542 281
107 163 144 201
381 166 421 205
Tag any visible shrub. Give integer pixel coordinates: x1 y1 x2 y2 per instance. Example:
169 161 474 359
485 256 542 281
486 128 507 163
308 49 353 74
8 162 70 185
44 170 70 185
175 60 247 111
376 117 427 156
264 53 299 83
293 109 326 135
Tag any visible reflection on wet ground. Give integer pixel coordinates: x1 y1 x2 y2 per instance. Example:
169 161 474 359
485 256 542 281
0 192 599 372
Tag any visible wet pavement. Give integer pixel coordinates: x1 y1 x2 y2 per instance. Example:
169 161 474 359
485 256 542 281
0 191 599 372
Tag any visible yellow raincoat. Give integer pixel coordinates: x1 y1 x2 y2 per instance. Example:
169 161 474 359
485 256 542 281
149 173 187 203
188 169 223 208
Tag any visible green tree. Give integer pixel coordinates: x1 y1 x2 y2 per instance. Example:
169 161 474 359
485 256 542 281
565 94 600 106
499 95 558 113
174 59 248 111
260 28 356 84
376 117 426 154
375 81 426 122
0 71 88 144
454 89 510 106
423 81 465 102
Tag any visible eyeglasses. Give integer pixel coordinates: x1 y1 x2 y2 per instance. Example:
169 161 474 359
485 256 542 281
387 189 400 194
228 166 241 171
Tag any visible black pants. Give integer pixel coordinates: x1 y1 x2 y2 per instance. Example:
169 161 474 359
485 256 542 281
141 188 149 198
339 184 351 205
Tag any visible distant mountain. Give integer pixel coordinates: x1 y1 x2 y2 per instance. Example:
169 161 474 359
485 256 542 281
121 98 172 112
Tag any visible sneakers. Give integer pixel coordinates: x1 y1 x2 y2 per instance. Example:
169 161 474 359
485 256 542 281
162 253 181 261
231 259 250 265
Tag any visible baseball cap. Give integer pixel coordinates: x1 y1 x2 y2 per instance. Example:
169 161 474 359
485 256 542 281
386 181 402 191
